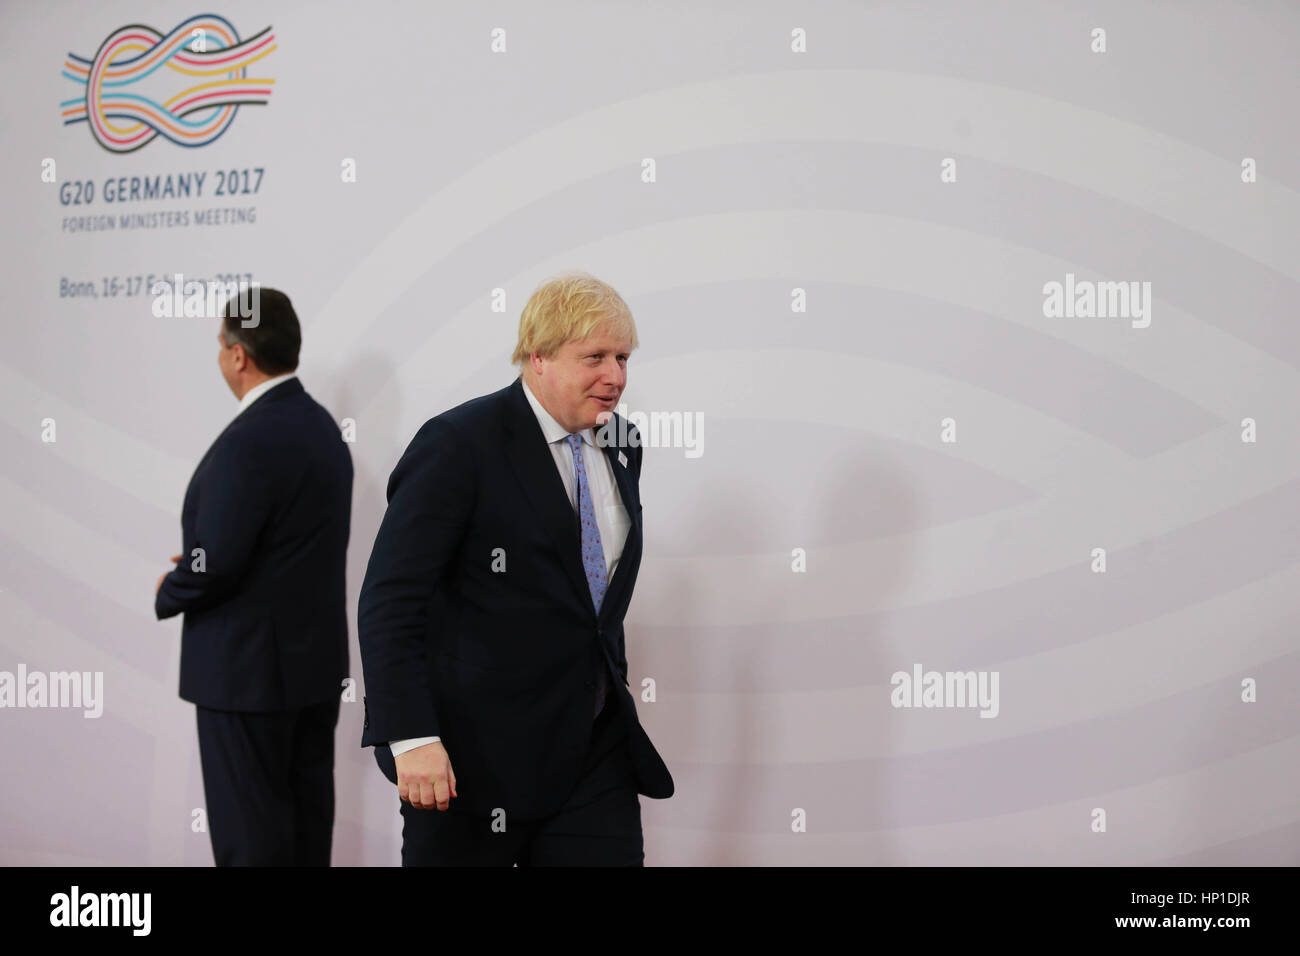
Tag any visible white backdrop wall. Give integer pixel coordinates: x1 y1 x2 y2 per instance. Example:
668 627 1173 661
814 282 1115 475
2 0 1298 865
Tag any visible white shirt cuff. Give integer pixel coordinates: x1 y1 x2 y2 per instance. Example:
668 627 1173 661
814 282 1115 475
389 735 440 757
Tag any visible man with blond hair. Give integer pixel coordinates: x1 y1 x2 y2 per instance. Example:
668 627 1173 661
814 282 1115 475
358 272 673 865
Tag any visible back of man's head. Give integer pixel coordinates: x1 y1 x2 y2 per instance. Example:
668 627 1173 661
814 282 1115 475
222 287 301 375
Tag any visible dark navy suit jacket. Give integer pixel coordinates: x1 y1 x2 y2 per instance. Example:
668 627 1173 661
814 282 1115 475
155 377 353 712
358 376 673 821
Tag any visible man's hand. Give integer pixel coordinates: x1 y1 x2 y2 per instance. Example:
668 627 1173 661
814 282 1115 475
156 554 183 595
396 741 458 810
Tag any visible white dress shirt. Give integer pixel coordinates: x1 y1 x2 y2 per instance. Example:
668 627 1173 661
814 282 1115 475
388 377 632 758
236 372 297 414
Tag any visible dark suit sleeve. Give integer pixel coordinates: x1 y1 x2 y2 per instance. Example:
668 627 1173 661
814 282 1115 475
358 418 476 744
155 436 274 620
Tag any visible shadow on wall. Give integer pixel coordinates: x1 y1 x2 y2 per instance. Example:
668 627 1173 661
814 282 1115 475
629 424 918 865
316 349 404 865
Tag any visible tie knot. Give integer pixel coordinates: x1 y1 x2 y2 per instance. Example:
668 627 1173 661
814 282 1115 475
565 433 583 451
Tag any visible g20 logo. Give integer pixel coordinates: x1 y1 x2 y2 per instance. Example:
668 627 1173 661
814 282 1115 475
61 14 276 153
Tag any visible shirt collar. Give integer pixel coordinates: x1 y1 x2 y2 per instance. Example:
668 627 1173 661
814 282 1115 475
237 372 297 413
520 376 594 447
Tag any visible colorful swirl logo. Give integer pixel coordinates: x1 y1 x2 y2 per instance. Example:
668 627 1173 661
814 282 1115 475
61 15 276 153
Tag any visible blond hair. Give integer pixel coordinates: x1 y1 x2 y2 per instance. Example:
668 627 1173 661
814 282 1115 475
511 272 638 367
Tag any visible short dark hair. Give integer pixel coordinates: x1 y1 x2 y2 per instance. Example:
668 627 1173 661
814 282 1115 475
222 287 300 375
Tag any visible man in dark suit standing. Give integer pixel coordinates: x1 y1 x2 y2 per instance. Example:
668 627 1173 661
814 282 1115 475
358 272 673 866
155 287 353 866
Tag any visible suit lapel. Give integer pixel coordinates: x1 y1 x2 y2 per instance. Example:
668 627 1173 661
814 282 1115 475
503 379 596 615
597 434 640 622
501 378 644 623
600 435 639 515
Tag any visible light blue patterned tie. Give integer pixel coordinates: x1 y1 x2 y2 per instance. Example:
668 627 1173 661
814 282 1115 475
566 432 608 716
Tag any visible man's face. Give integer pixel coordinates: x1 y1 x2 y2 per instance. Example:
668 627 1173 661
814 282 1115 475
216 327 239 397
531 325 633 433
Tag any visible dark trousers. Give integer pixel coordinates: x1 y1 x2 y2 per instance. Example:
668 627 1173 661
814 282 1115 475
399 690 644 866
195 696 340 866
